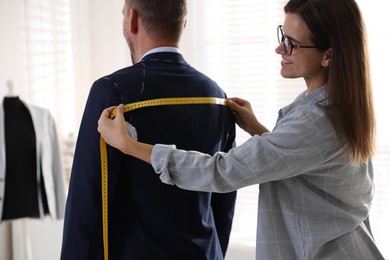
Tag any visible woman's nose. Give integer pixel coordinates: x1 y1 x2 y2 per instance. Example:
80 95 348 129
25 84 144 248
275 43 284 54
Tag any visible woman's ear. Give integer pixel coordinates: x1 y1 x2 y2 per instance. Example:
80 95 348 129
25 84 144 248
322 48 332 67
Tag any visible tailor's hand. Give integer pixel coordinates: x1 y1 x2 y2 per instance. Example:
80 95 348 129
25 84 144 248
98 104 130 153
98 104 153 164
227 97 269 136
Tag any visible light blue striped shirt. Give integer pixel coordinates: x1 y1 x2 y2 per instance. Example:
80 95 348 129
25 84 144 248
151 86 384 259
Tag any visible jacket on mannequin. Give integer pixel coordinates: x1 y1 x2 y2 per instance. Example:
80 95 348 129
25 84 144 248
0 97 66 221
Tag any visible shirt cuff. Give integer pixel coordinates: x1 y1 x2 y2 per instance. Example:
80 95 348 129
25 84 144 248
151 144 176 185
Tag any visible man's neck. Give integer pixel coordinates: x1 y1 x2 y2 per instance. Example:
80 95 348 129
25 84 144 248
135 34 179 61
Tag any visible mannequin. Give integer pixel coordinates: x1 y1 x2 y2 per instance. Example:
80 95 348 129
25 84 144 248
0 81 66 260
0 86 65 221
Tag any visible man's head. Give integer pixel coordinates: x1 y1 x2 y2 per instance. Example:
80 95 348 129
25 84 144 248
123 0 187 63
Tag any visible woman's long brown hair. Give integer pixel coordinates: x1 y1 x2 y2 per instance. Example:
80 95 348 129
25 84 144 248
285 0 375 164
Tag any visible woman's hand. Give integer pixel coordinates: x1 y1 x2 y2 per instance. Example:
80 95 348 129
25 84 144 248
227 97 269 136
98 104 130 152
97 104 153 164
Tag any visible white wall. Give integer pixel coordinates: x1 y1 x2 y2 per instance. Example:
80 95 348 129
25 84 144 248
70 0 130 126
0 0 28 98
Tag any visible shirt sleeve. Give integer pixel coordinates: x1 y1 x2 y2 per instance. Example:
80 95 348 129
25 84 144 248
151 106 332 193
151 144 179 186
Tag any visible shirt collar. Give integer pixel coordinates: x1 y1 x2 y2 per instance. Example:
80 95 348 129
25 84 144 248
139 47 180 62
278 85 328 120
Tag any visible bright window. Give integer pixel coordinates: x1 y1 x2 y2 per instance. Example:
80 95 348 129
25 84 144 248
24 0 75 136
23 0 76 180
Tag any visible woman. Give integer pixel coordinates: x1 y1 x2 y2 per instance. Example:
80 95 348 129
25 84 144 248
98 0 384 259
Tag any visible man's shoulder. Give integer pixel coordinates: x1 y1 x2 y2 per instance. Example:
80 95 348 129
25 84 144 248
90 65 145 94
97 65 143 82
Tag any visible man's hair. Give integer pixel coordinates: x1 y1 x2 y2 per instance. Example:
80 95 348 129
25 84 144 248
125 0 187 42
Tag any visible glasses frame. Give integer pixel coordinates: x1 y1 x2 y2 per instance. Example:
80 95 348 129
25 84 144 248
277 25 318 55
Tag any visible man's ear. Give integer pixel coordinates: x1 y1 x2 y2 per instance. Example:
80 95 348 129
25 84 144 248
322 48 332 67
130 8 139 34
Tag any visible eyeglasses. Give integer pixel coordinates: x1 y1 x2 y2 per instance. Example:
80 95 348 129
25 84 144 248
277 25 318 55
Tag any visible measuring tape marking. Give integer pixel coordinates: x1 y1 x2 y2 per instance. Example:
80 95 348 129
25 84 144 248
109 97 227 119
100 138 109 260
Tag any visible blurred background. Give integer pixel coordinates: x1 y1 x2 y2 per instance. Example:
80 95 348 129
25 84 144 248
0 0 389 259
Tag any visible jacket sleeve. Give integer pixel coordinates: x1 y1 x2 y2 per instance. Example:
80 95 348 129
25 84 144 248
211 191 237 256
211 115 237 256
61 79 123 259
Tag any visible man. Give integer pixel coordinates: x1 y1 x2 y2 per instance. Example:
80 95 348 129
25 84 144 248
61 0 237 259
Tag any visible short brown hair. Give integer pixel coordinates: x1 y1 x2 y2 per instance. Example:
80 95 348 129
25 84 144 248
125 0 187 42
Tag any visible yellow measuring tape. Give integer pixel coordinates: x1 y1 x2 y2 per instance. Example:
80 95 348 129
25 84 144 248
100 97 227 260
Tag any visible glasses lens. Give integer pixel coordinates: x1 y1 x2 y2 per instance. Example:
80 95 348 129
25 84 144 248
278 26 291 55
284 36 291 55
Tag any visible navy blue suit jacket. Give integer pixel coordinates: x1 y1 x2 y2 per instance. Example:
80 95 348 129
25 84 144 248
61 52 237 260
